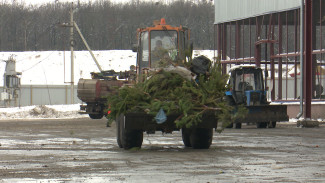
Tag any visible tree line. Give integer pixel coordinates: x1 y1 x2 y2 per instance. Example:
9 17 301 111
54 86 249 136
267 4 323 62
0 0 214 51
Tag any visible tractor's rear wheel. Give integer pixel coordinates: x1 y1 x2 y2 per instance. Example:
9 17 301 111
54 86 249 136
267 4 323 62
116 115 123 148
118 114 143 150
181 128 192 147
256 122 268 128
268 121 277 128
190 128 213 149
89 113 103 119
235 123 242 129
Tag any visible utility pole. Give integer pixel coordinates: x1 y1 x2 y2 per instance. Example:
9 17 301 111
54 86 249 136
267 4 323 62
59 3 103 104
70 3 75 104
58 3 76 104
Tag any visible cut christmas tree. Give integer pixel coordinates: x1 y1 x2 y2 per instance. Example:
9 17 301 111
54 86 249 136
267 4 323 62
106 55 247 131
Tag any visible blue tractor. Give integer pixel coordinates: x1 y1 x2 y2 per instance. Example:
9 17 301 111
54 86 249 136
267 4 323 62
225 65 288 129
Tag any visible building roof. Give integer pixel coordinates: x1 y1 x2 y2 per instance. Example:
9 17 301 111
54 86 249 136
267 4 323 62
214 0 301 24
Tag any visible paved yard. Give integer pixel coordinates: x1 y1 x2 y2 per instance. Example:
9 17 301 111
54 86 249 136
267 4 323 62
0 118 324 182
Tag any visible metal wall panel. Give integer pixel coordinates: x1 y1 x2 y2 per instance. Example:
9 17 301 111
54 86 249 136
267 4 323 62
214 0 301 24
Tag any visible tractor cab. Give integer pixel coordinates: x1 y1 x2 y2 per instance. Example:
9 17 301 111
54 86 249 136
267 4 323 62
226 65 268 106
133 18 191 76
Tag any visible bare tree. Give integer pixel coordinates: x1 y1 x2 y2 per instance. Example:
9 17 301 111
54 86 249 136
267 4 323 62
0 0 214 51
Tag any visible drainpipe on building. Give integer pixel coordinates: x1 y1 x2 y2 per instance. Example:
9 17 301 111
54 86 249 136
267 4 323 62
297 0 304 119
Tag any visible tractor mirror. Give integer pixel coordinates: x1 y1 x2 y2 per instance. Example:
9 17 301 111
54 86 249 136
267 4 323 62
132 44 138 52
130 65 136 71
187 41 194 54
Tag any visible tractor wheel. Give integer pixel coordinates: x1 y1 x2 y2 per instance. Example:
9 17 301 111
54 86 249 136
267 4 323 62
256 122 268 128
89 114 103 119
268 121 277 128
190 128 213 149
235 123 242 129
118 114 143 150
116 115 123 148
181 128 192 147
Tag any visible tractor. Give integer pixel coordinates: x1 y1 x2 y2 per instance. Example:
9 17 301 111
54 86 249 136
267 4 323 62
225 65 288 129
115 18 219 150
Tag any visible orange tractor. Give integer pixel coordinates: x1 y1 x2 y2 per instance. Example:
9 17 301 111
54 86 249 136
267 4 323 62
114 19 219 150
78 19 219 149
77 18 192 119
132 18 191 73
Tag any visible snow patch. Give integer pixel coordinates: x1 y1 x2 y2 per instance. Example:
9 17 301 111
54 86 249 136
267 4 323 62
29 105 59 117
0 104 88 120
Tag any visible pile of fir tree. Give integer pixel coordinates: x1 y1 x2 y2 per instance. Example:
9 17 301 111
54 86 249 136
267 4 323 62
106 56 247 130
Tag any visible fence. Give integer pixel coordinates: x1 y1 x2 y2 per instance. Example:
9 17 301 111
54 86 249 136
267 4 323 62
0 85 81 107
0 77 317 107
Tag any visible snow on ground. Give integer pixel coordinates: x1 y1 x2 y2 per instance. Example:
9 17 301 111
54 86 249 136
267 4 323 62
0 104 88 120
0 50 215 85
0 103 322 122
0 50 215 120
0 50 136 85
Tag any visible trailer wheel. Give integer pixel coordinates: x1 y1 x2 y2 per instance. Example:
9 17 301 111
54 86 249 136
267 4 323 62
89 114 103 119
181 128 192 147
235 123 242 129
268 121 277 128
116 115 123 148
256 122 268 128
118 114 143 150
190 128 213 149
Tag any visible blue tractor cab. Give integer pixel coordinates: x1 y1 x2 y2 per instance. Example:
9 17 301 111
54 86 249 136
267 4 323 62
224 65 288 129
226 65 268 106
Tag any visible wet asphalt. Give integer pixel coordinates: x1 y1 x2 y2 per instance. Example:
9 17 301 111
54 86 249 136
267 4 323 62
0 118 324 182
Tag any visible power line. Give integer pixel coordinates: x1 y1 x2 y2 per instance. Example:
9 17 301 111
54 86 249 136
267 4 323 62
42 65 52 105
21 51 55 73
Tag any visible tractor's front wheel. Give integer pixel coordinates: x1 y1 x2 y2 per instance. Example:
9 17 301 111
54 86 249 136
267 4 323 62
190 128 213 149
117 114 143 150
182 128 192 147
